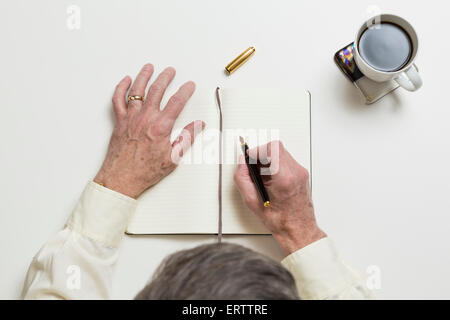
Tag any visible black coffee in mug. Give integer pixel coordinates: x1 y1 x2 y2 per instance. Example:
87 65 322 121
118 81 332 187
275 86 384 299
358 22 412 72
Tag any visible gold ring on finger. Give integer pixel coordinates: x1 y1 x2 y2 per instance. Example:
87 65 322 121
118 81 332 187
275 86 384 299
128 95 144 102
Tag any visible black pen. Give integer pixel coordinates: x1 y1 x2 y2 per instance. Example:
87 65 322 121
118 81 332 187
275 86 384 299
239 136 271 208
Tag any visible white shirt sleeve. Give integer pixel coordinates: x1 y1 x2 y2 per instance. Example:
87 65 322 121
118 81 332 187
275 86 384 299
281 237 374 300
22 181 136 300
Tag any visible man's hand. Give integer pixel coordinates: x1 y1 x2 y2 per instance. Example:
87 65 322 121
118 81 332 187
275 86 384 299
234 141 326 255
95 64 204 198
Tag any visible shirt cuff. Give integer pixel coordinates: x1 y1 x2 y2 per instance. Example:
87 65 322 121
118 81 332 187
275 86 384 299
66 181 137 248
281 237 364 300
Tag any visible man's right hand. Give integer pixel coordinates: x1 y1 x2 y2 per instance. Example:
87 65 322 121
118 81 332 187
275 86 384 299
234 141 326 255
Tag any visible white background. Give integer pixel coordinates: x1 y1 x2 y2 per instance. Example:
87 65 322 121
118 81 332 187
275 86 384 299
0 0 449 299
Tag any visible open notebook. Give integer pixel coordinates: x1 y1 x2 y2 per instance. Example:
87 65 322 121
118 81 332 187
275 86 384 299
126 88 311 234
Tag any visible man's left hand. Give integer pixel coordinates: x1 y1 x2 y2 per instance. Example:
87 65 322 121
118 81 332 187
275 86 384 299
95 64 205 198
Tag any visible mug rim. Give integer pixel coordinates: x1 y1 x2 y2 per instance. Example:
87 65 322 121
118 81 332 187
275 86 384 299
354 14 418 76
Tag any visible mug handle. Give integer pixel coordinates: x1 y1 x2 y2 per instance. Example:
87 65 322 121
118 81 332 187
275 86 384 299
394 64 422 91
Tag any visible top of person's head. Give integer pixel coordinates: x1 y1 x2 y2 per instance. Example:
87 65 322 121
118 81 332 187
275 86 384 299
135 242 299 300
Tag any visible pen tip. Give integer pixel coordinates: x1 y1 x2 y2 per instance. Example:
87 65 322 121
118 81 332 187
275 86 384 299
239 136 244 144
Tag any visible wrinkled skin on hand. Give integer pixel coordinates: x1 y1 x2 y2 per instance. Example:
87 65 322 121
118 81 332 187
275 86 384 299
234 141 326 254
95 64 204 198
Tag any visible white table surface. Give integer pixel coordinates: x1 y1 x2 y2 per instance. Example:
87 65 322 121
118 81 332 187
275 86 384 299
1 0 449 299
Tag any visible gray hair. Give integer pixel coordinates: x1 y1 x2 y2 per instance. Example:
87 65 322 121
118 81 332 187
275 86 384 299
135 242 299 300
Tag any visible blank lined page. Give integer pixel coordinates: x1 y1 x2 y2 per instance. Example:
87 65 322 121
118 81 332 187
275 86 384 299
126 89 219 234
126 88 311 235
221 88 311 234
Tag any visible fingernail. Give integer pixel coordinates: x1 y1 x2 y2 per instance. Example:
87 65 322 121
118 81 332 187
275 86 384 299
166 66 176 74
142 64 153 71
194 120 206 129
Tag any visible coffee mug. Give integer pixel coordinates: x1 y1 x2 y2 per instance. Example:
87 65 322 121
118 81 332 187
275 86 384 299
354 14 422 92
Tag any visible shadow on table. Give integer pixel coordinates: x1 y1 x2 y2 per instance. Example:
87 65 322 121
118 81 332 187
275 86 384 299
334 72 404 113
126 233 284 261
